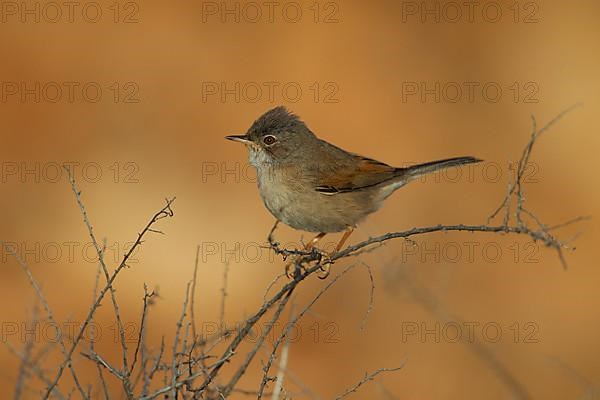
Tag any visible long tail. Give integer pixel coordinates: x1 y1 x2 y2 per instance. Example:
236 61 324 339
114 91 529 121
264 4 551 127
399 156 482 180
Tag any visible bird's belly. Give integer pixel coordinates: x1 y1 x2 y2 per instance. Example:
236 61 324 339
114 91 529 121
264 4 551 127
258 172 377 233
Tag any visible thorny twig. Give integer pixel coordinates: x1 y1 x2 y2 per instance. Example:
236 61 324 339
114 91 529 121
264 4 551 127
41 168 175 399
334 365 405 400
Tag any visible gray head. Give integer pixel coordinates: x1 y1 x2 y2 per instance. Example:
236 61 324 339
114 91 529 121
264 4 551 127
225 106 316 166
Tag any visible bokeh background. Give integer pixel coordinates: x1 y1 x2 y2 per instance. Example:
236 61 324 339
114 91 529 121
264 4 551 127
1 0 599 398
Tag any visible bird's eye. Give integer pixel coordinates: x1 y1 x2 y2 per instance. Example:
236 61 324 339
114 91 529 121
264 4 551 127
263 135 277 145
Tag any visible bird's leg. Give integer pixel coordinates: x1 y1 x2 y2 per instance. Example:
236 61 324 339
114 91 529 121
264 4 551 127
285 232 327 278
267 220 280 248
318 227 354 279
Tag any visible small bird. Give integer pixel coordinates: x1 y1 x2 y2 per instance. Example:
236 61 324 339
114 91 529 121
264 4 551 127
226 106 481 276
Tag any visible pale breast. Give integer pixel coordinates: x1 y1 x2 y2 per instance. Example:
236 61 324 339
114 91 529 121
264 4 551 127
256 165 299 224
255 164 380 233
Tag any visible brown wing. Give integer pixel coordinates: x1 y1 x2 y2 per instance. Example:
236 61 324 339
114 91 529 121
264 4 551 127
315 156 399 195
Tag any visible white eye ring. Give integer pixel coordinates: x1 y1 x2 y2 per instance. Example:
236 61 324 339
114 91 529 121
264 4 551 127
263 135 277 145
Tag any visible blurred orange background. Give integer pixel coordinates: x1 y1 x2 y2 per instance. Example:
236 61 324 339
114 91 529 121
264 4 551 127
1 0 599 398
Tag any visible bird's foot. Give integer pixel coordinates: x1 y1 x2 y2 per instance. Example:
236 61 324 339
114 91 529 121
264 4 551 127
284 257 299 279
284 255 309 279
317 255 334 279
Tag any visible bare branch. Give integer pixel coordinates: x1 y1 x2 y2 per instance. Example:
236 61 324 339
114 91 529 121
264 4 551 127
170 281 192 399
90 240 110 400
1 242 89 399
13 301 38 400
359 262 375 331
191 245 201 341
141 337 165 397
5 342 66 400
66 165 132 392
334 365 405 400
257 265 357 398
42 169 175 398
270 306 293 400
221 286 296 397
80 351 125 380
130 285 156 376
488 103 582 222
219 256 232 331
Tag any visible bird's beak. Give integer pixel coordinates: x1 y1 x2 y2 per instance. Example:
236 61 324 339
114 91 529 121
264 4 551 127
225 134 252 145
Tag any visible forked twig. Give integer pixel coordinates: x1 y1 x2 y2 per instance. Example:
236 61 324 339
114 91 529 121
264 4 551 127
334 365 405 399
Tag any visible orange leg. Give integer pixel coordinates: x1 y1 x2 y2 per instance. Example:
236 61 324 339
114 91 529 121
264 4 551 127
334 227 354 253
318 227 354 279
